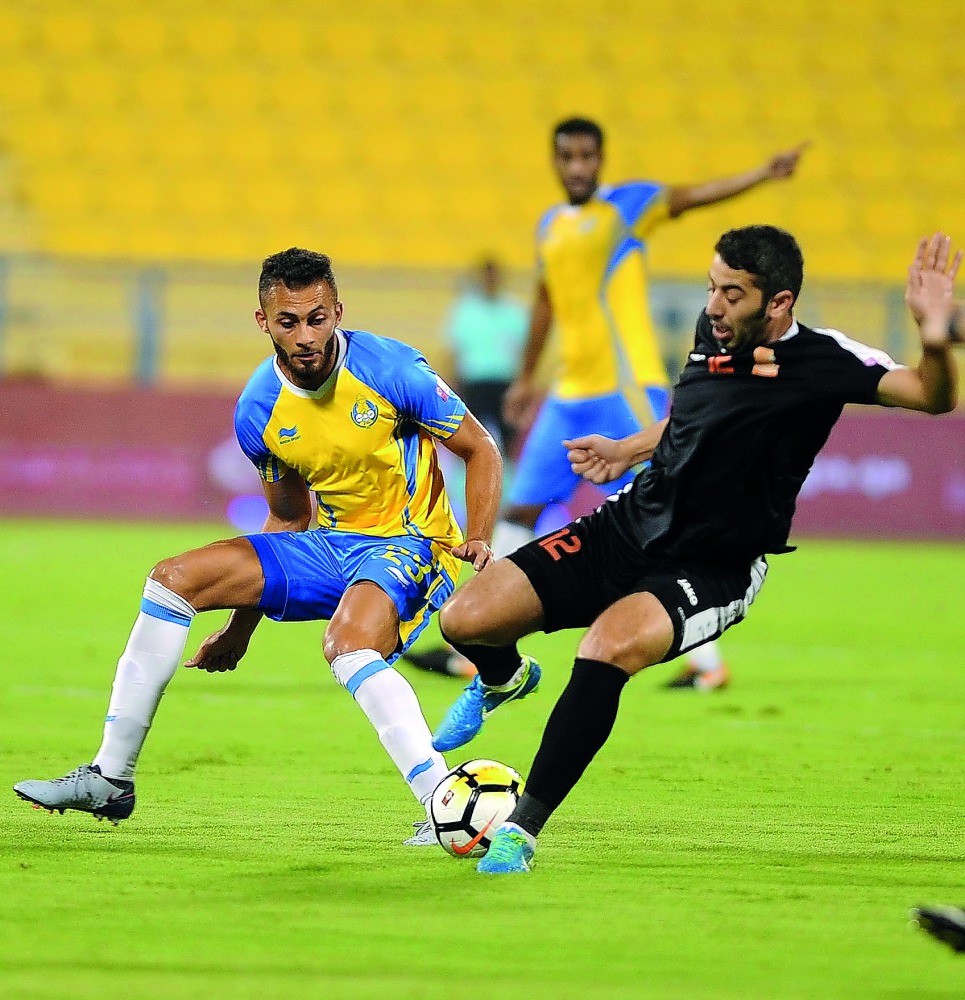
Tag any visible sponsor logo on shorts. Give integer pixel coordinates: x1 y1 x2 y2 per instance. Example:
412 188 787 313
677 578 698 606
351 396 378 428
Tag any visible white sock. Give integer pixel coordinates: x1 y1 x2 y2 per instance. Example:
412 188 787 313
686 640 724 674
92 579 196 780
331 649 449 805
492 520 535 559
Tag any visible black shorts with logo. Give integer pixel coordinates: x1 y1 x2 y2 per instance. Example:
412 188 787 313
508 508 768 662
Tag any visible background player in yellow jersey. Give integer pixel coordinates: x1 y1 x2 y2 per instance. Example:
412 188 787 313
496 117 808 689
14 248 502 845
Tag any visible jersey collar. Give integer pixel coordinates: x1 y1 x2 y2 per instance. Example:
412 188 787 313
273 329 347 399
776 319 800 342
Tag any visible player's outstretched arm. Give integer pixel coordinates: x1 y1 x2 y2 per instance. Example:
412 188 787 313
878 232 961 414
185 470 313 672
503 280 553 430
442 412 503 571
666 141 810 218
565 419 668 484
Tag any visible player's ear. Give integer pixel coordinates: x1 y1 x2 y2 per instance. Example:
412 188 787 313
768 290 794 319
335 300 344 325
254 308 269 334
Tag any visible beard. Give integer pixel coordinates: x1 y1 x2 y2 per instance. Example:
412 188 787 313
274 334 337 389
727 304 770 353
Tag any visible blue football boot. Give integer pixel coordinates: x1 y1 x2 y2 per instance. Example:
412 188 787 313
476 823 536 874
431 655 541 752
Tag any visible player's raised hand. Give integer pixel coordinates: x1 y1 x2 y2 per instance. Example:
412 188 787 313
905 232 962 346
451 538 494 572
564 434 632 485
764 141 810 180
185 626 251 673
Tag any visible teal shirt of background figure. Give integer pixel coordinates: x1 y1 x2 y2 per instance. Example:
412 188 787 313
445 291 527 382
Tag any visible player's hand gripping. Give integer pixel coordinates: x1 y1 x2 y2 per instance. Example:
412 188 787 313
564 434 633 485
184 624 253 673
451 538 494 572
763 141 810 180
905 232 962 348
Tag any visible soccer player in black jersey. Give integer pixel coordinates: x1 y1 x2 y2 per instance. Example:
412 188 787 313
429 226 961 874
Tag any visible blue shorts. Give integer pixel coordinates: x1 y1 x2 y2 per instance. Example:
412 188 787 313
509 387 670 507
245 530 457 662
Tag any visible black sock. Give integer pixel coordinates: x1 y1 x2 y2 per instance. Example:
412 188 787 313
441 630 521 687
511 657 629 836
508 791 554 838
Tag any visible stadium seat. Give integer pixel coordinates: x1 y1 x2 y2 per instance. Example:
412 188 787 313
106 13 173 60
0 0 962 287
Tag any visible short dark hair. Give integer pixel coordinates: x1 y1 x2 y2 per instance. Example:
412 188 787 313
714 225 804 305
553 117 604 152
259 247 338 305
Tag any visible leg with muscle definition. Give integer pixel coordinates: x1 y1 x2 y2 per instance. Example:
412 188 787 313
478 592 674 874
14 537 266 822
324 581 450 814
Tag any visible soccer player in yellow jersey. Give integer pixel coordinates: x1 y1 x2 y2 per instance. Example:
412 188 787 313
496 117 808 689
14 248 502 845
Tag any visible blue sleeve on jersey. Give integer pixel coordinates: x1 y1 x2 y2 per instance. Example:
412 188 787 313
234 359 286 482
536 205 561 243
349 332 467 440
605 181 664 228
535 205 562 270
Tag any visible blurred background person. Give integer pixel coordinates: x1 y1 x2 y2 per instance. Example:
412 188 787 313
405 119 808 687
445 256 527 459
495 118 808 691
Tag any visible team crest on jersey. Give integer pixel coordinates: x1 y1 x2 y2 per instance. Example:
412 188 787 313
351 395 378 428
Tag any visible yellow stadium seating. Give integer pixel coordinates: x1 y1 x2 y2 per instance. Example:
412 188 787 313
0 0 962 286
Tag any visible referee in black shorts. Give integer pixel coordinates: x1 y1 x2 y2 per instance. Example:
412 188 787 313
428 225 962 874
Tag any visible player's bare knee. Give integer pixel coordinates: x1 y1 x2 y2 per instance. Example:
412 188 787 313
323 613 395 665
438 598 470 644
322 610 370 663
321 630 345 666
578 624 664 676
149 556 194 600
438 591 491 645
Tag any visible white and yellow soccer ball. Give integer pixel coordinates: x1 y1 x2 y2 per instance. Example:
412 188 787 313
430 759 525 858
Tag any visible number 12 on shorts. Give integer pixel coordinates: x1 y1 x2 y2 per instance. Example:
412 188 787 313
537 528 582 561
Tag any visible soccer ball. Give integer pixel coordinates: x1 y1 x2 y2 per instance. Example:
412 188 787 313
430 759 525 858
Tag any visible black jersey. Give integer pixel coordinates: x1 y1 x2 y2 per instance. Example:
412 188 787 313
604 312 903 564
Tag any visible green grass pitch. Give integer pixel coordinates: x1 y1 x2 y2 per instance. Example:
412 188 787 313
0 519 962 999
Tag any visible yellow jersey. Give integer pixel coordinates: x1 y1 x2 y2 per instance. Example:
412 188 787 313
537 181 671 398
234 329 464 554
